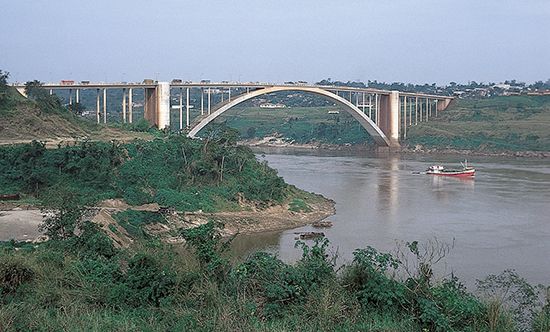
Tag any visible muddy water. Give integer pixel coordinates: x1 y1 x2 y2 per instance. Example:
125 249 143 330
232 150 550 286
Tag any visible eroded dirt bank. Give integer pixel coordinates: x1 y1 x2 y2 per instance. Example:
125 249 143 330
0 195 335 244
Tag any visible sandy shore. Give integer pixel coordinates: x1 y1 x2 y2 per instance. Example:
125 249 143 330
0 195 335 243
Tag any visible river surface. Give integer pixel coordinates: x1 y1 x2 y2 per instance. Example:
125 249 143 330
232 150 550 287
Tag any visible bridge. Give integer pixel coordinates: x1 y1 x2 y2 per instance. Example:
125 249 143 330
14 81 453 147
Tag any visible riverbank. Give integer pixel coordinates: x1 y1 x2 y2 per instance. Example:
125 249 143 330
0 191 335 243
241 137 550 158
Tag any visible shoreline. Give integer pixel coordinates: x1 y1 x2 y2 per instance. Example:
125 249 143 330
241 139 550 159
0 194 336 243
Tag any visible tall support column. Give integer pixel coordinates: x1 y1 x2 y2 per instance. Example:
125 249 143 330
349 91 352 102
426 98 429 122
179 88 183 130
368 94 372 118
403 96 407 139
69 89 73 105
419 98 423 122
228 88 231 101
201 88 204 115
76 89 79 103
49 89 53 95
186 87 190 128
207 87 211 114
435 99 438 117
103 89 107 123
415 96 418 125
378 91 400 147
221 89 224 103
96 89 100 124
409 97 412 126
128 88 133 123
122 88 127 123
156 82 171 129
375 94 380 125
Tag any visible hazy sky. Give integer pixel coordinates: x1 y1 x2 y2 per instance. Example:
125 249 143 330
2 0 549 85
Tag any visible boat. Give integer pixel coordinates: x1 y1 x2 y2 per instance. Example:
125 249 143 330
425 161 475 177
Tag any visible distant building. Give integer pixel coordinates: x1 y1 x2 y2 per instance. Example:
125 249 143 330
259 103 286 109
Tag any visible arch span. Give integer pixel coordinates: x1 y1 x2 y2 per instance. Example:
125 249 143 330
187 86 391 147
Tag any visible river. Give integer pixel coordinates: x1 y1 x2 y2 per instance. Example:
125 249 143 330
232 149 550 287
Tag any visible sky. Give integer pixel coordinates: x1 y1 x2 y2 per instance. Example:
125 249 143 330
2 0 550 85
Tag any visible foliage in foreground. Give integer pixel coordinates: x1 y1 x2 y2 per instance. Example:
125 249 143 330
2 214 548 332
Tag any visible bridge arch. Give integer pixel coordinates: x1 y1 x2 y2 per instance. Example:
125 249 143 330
187 86 391 147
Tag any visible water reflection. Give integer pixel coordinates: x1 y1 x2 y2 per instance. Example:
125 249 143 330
232 151 550 286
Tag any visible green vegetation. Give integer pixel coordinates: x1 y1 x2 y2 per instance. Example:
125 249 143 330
288 198 312 212
406 96 550 151
216 106 374 145
2 213 548 331
0 127 287 210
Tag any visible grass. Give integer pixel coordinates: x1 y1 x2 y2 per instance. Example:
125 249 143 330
405 95 550 151
212 106 374 145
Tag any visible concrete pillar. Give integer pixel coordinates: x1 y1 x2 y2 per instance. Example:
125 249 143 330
437 99 451 113
426 98 429 122
103 89 107 123
201 88 204 115
186 87 190 128
228 88 231 101
69 89 73 105
415 97 418 125
96 89 100 124
208 87 211 114
156 82 170 129
378 91 400 147
76 89 79 104
368 94 372 118
179 88 183 130
122 88 127 123
128 88 133 123
403 96 407 139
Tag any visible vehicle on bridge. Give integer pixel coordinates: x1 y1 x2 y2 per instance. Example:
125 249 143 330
60 80 75 85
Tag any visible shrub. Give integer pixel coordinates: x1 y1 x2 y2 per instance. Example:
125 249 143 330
0 257 35 295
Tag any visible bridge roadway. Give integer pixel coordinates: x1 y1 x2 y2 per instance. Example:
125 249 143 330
13 82 453 147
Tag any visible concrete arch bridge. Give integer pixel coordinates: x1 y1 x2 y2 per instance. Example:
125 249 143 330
15 81 453 147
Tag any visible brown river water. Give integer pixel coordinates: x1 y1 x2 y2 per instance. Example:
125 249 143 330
232 149 550 287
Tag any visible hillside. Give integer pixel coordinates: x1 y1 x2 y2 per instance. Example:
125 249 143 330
405 96 550 152
0 87 151 145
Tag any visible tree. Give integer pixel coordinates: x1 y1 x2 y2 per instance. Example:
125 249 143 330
39 187 87 240
24 80 62 113
0 70 9 106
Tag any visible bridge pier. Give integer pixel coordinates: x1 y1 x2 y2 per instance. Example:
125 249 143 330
378 91 400 147
144 82 170 129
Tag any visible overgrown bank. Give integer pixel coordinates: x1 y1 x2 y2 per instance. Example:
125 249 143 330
0 129 334 238
1 217 549 331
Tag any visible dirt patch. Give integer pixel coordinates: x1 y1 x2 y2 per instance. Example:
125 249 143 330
91 209 133 248
162 196 336 237
0 210 43 241
0 103 152 146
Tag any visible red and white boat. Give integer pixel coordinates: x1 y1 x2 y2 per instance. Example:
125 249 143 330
426 161 475 177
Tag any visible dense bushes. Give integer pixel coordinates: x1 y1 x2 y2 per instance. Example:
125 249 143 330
0 132 288 209
2 218 549 331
